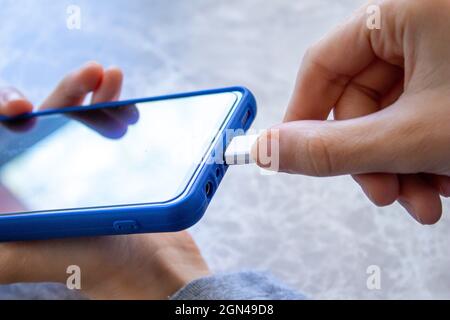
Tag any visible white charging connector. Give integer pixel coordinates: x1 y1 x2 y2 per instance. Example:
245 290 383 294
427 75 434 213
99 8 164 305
224 134 259 165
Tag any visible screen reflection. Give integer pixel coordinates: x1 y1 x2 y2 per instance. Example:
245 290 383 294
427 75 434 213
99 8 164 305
0 92 240 215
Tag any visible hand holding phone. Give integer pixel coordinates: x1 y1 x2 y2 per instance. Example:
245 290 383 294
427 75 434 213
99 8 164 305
0 63 210 300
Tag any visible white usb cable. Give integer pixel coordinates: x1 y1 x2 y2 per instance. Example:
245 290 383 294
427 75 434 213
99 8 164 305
224 134 259 165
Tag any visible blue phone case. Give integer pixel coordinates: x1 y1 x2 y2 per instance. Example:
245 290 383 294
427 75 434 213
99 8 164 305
0 86 257 241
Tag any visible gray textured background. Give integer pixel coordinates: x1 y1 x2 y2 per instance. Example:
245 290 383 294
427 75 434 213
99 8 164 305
0 0 449 299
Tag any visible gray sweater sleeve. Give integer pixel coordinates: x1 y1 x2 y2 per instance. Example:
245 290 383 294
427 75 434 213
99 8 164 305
170 271 306 300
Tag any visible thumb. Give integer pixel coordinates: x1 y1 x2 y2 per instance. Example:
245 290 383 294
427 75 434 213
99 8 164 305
252 107 424 176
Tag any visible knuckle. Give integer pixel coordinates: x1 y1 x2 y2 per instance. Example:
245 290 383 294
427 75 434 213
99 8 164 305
303 46 351 89
389 0 446 23
302 132 335 177
303 46 316 63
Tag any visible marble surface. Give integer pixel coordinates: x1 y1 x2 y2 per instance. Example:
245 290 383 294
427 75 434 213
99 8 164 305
0 0 449 299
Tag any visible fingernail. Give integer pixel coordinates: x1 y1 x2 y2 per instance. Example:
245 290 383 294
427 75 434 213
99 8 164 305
83 61 101 69
0 89 22 104
398 199 423 224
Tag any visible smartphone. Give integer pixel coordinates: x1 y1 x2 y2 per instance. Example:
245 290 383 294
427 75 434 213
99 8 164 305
0 87 256 241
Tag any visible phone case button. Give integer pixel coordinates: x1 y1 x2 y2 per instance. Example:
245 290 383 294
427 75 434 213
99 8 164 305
113 220 139 232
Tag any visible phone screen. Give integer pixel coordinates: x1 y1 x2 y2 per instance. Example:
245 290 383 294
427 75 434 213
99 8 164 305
0 91 241 215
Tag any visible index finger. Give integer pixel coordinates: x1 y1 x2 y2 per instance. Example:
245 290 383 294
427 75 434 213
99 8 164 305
284 1 402 122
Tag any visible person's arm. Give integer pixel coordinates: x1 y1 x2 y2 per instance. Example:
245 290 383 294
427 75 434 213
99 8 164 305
0 233 211 299
253 0 450 225
171 272 305 300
